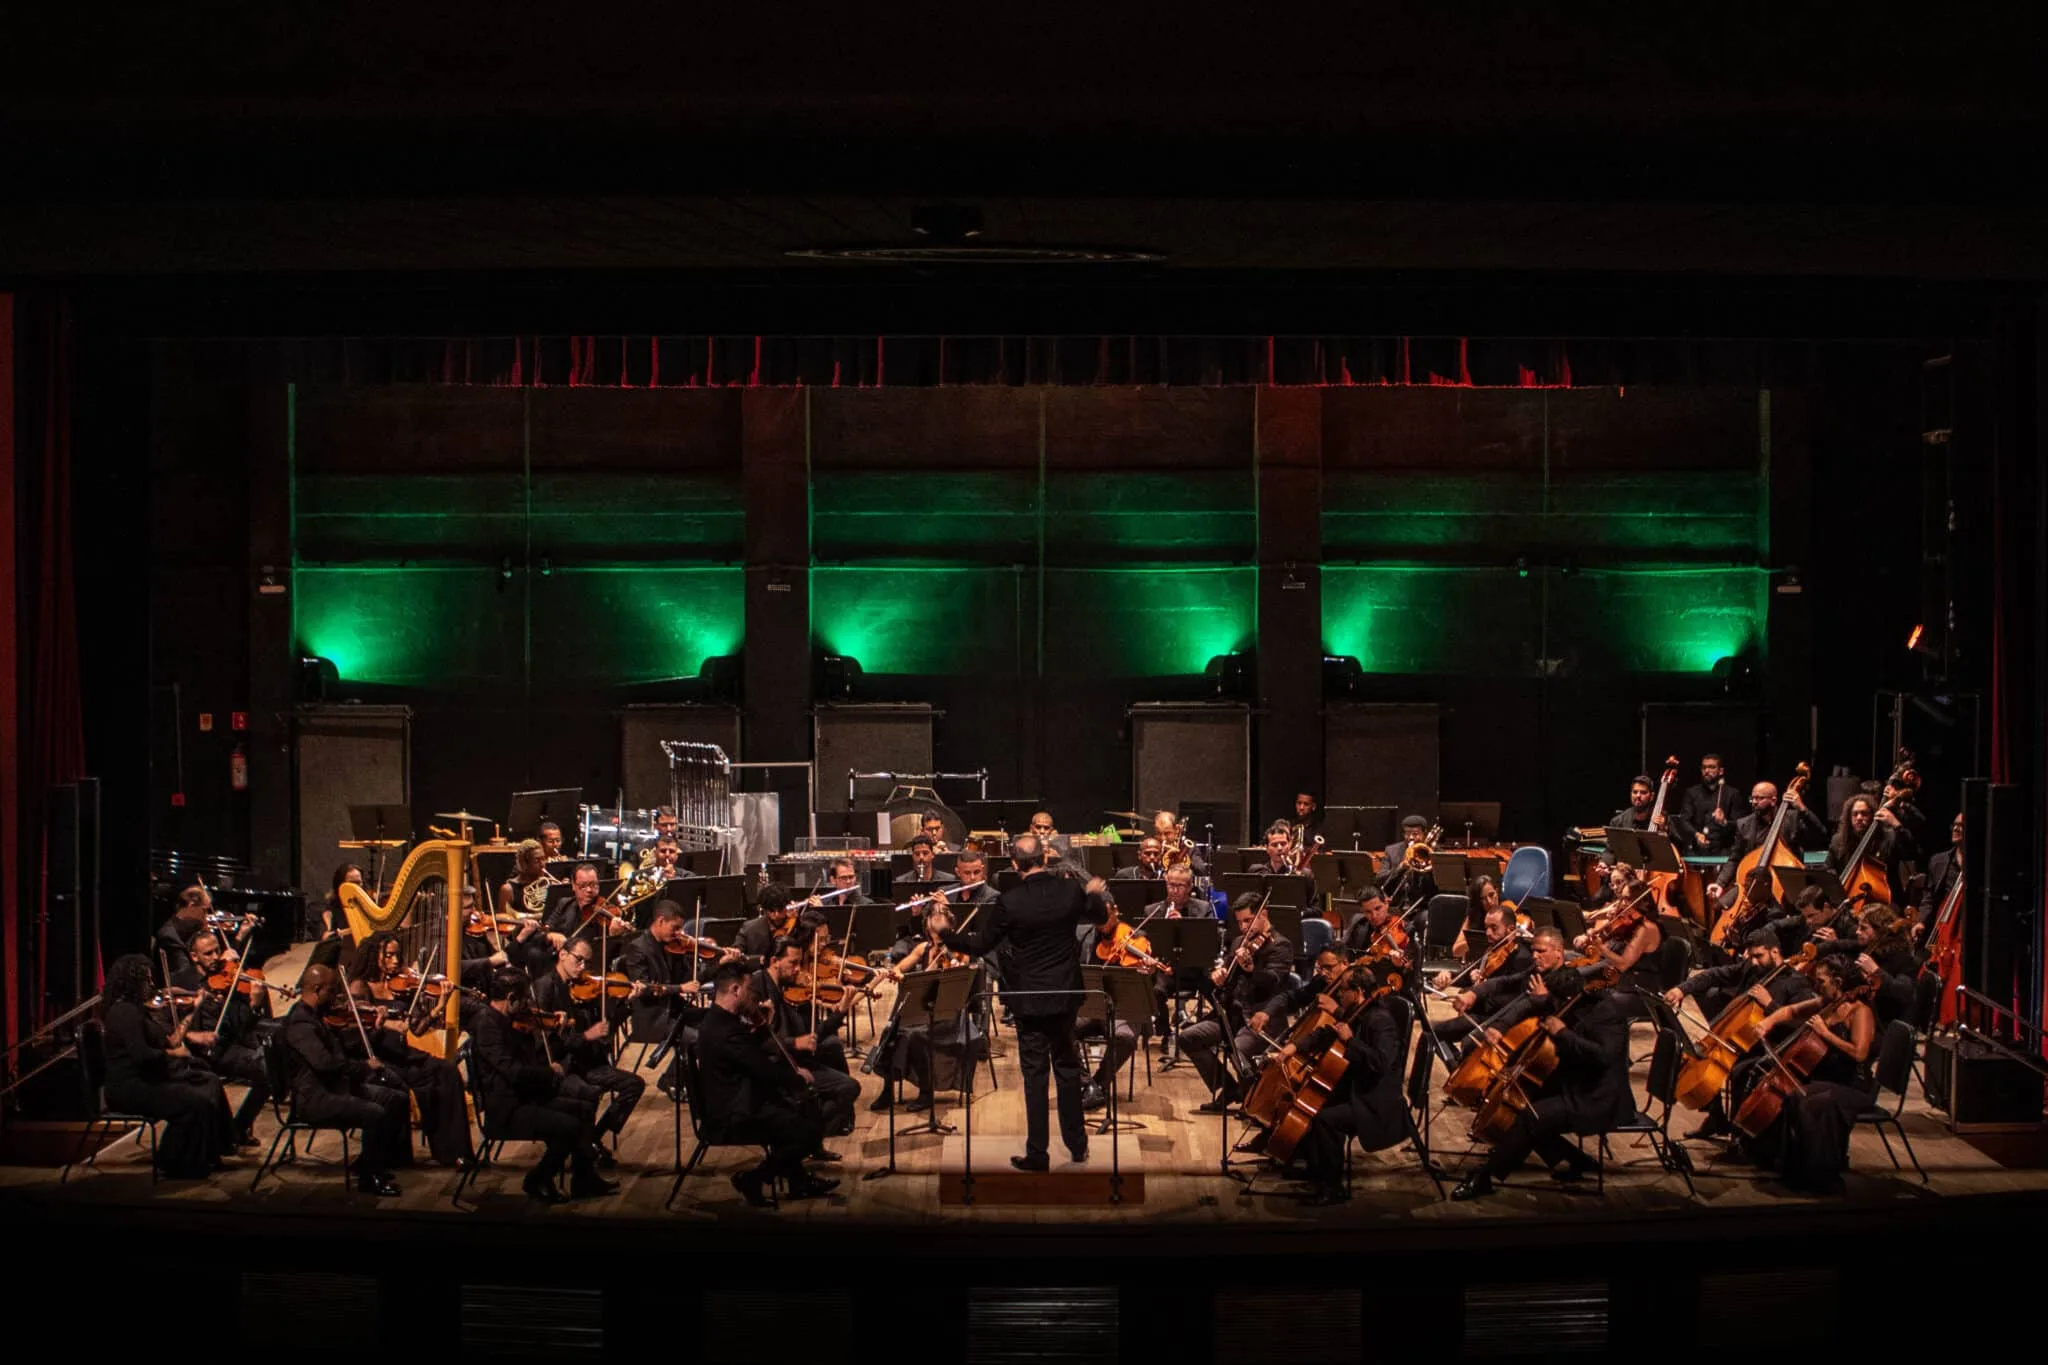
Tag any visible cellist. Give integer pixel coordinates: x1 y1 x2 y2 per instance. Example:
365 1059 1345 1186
1739 957 1875 1194
1662 926 1817 1142
1291 958 1411 1207
1450 965 1635 1201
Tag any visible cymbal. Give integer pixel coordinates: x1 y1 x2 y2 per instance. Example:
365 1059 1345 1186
435 810 491 822
1104 810 1147 822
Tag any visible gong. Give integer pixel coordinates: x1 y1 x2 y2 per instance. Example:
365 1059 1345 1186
878 786 966 848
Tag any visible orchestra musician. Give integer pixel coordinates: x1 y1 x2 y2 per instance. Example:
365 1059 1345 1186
1825 794 1901 879
751 938 861 1145
869 904 965 1114
468 966 618 1203
1432 902 1534 1018
1742 957 1876 1195
1384 815 1439 904
1881 766 1930 869
167 929 271 1147
1662 927 1817 1142
618 901 715 1102
1450 965 1635 1200
1145 865 1201 921
919 812 951 853
155 886 212 979
1293 957 1409 1207
1575 867 1663 985
739 882 800 960
99 953 236 1178
1447 874 1504 963
653 806 679 841
1289 791 1323 839
819 858 875 906
938 833 1109 1171
1608 774 1679 838
1150 809 1208 875
1809 900 1923 1027
640 832 698 883
460 884 538 985
1767 884 1856 958
697 962 839 1208
1436 926 1570 1051
1182 893 1295 1114
900 834 957 887
497 839 552 921
1026 810 1071 855
1705 782 1827 909
1075 897 1166 1111
530 939 648 1165
317 863 366 941
1342 887 1400 957
346 932 478 1169
1248 822 1301 875
280 964 409 1197
536 820 566 862
1113 836 1167 881
543 863 622 953
1915 813 1963 945
1678 754 1749 856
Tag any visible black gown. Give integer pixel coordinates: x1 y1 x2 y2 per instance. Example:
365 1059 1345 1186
101 1001 233 1177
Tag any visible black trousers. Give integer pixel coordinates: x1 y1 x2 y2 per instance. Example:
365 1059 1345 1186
385 1051 475 1164
1480 1095 1588 1180
1075 1018 1136 1088
561 1063 646 1137
1014 1010 1087 1160
296 1083 411 1175
106 1072 229 1177
493 1095 596 1182
194 1041 270 1136
729 1101 823 1182
1180 1017 1263 1096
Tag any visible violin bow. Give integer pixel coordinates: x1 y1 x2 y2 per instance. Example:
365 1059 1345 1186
335 967 382 1061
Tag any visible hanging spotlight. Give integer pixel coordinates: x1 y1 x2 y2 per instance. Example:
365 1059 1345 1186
1905 623 1926 652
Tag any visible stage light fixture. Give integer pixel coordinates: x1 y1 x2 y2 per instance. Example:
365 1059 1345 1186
297 655 340 701
1515 558 1529 579
1204 651 1252 699
1906 623 1926 651
815 653 863 700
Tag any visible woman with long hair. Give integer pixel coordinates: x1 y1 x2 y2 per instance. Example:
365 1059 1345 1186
99 953 234 1178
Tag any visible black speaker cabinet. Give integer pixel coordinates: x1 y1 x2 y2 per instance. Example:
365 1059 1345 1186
620 704 742 809
294 704 411 902
1922 1033 2045 1133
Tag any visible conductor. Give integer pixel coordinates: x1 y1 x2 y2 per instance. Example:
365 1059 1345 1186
940 833 1110 1172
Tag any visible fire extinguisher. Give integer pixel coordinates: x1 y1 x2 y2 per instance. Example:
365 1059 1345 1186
230 743 249 792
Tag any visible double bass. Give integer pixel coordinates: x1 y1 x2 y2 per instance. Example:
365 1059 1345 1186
1921 868 1965 1030
1709 762 1811 950
1837 750 1915 907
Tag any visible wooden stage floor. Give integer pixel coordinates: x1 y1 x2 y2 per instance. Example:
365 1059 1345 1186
7 952 2044 1239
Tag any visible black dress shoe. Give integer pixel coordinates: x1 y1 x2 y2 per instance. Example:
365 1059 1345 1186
787 1175 841 1199
569 1174 620 1199
1552 1153 1598 1184
1196 1096 1234 1115
356 1172 402 1198
1067 1146 1090 1165
730 1170 772 1208
592 1145 617 1170
1450 1172 1495 1202
1685 1117 1731 1142
905 1095 934 1113
1081 1083 1107 1113
1010 1154 1049 1173
1307 1184 1351 1207
523 1175 566 1204
869 1091 896 1112
233 1130 262 1150
808 1148 843 1164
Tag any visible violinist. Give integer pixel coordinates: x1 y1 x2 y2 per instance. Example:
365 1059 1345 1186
698 962 839 1207
1432 902 1530 997
1706 782 1827 910
1678 754 1748 856
99 953 235 1178
155 886 212 978
1075 899 1163 1111
1574 866 1662 985
867 904 959 1114
1438 926 1570 1050
619 902 712 1102
900 834 957 887
1183 893 1295 1114
738 882 799 960
1767 884 1855 958
469 967 617 1203
1916 813 1964 945
1344 888 1404 958
751 938 861 1144
1743 957 1876 1194
168 930 271 1146
1662 927 1817 1142
531 940 647 1164
347 932 478 1169
1446 874 1503 964
1292 957 1409 1207
543 863 623 953
281 965 408 1196
1450 965 1635 1200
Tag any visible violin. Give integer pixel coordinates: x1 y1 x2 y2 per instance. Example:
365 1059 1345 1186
1094 920 1168 974
465 909 537 938
1473 924 1532 981
511 1006 573 1034
662 933 726 961
204 964 269 1000
568 971 638 1003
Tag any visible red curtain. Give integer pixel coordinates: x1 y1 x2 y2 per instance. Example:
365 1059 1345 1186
0 296 16 1053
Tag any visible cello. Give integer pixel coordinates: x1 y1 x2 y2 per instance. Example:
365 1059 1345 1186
1671 942 1817 1111
1732 970 1874 1138
1709 761 1811 950
1262 961 1407 1163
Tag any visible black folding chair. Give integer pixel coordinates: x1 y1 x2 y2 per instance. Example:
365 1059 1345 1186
60 1020 161 1184
248 1033 361 1192
1420 895 1470 972
665 1044 776 1209
1854 1018 1928 1183
1598 1026 1698 1198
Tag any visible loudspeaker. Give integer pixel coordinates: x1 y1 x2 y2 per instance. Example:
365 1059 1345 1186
1923 1033 2044 1132
295 705 411 901
1132 703 1249 845
814 703 936 833
1325 704 1438 821
620 705 742 809
1961 779 2028 1000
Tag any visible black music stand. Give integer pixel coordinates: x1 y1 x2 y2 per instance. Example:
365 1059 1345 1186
1606 828 1685 879
1517 896 1578 932
1330 851 1380 895
507 788 583 843
1180 801 1241 848
900 967 978 1139
1438 801 1501 848
346 804 413 894
1080 965 1157 1134
1106 880 1160 924
1776 864 1848 907
1145 916 1223 1069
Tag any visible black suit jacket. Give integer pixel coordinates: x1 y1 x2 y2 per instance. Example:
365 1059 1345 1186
1919 849 1961 932
696 1002 801 1123
1340 1002 1410 1153
1545 992 1636 1133
942 870 1108 1017
1713 805 1828 890
1679 781 1749 855
281 1001 373 1110
468 1005 557 1121
618 930 704 1040
155 917 200 978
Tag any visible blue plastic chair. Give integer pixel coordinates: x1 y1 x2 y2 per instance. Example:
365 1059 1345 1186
1501 845 1551 905
1300 916 1333 957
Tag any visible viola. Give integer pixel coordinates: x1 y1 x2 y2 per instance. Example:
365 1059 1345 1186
204 964 269 1000
511 1007 572 1034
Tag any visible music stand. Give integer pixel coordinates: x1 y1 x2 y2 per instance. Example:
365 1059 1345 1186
1217 872 1309 910
1262 902 1305 946
1079 965 1155 1134
960 798 1039 835
1438 801 1501 848
1606 829 1685 879
1145 916 1222 1069
1180 801 1241 847
1517 896 1578 932
1776 864 1848 907
1331 852 1379 894
1430 852 1470 897
346 804 413 893
1107 880 1160 924
507 787 583 842
1549 899 1588 945
680 849 728 878
908 966 978 1136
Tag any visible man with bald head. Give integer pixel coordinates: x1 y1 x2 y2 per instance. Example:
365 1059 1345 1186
1706 779 1829 911
281 963 410 1196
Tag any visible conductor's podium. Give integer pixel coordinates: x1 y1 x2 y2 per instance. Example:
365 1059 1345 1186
937 1133 1148 1206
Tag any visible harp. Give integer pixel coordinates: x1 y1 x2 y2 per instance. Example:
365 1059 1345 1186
334 839 473 1056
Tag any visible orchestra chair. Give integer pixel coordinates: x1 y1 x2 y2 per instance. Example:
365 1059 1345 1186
1853 1019 1928 1184
1077 966 1155 1116
1343 996 1447 1200
1299 917 1334 957
451 1040 560 1206
61 1020 161 1185
666 1043 779 1210
1420 895 1470 972
249 1033 360 1193
1592 1025 1697 1199
1500 846 1552 905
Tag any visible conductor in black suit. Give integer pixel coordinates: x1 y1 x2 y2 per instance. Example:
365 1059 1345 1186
940 833 1110 1171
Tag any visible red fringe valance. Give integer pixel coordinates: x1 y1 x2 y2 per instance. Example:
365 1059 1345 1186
275 335 1802 389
